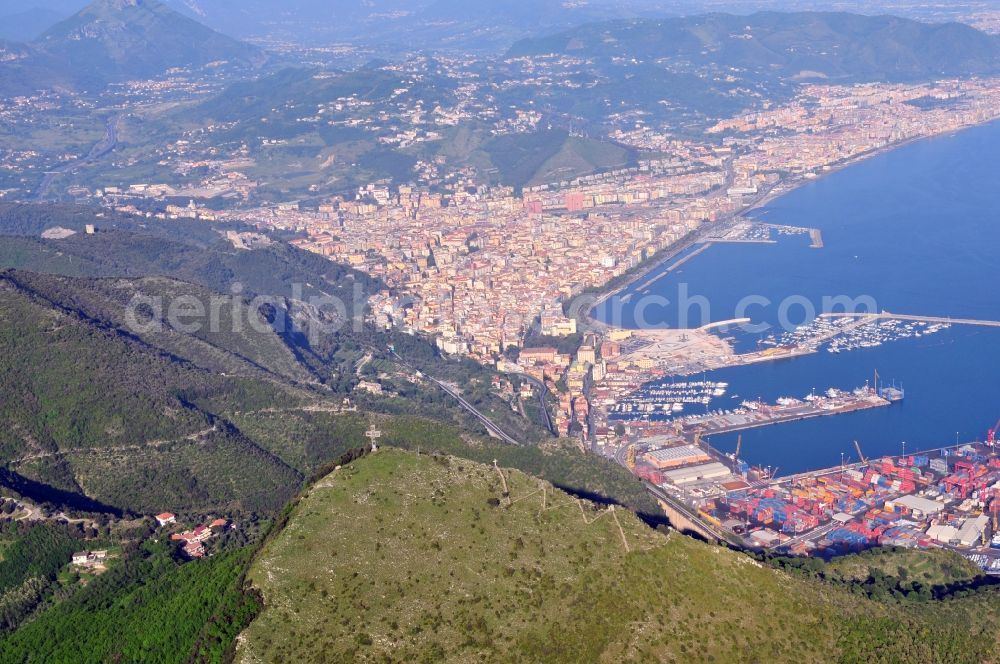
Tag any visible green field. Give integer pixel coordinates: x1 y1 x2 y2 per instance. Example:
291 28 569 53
482 130 635 189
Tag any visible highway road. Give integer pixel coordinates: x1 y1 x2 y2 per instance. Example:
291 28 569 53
503 371 555 435
643 481 730 542
35 114 121 201
430 377 523 446
388 348 523 446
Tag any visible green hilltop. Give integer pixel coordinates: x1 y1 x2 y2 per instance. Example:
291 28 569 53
237 449 1000 663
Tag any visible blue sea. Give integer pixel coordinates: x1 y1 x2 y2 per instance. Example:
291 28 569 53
595 121 1000 475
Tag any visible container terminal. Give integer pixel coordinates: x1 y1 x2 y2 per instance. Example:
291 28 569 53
624 430 1000 574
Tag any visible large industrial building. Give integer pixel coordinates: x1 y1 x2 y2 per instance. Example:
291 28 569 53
662 462 731 485
643 445 711 470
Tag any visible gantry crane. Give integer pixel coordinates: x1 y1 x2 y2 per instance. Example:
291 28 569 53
987 419 1000 445
853 440 867 464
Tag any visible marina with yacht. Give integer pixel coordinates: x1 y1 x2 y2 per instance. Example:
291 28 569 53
756 317 952 355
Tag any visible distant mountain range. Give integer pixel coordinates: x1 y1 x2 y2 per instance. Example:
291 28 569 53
159 0 641 48
0 0 262 95
3 1 997 51
491 11 1000 130
147 1 1000 53
508 12 1000 82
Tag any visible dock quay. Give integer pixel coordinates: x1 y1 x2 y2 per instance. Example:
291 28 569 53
709 238 777 245
820 311 1000 329
614 386 898 499
681 387 893 442
632 243 713 291
626 428 1000 571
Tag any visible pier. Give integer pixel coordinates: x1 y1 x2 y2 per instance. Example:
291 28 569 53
709 238 777 245
632 243 713 292
686 390 893 443
698 317 752 333
758 440 979 486
820 311 1000 329
754 222 824 248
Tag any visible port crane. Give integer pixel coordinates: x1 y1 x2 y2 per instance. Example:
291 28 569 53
991 492 1000 533
990 489 1000 532
987 419 1000 445
853 440 867 464
726 434 742 462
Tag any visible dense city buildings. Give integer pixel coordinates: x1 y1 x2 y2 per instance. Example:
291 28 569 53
160 77 999 441
17 73 992 447
5 10 1000 568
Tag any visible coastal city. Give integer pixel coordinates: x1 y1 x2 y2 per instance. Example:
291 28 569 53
229 77 1000 440
40 64 1000 575
7 44 1000 568
9 0 1000 659
11 66 1000 473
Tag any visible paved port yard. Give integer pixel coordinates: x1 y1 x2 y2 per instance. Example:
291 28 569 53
617 388 902 516
616 327 734 375
695 443 1000 573
609 380 1000 571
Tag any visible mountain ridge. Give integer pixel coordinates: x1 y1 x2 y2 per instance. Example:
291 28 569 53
236 448 1000 663
0 0 263 95
508 11 1000 82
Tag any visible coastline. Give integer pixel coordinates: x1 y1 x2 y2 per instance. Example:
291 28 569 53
584 114 1000 471
582 116 1000 327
